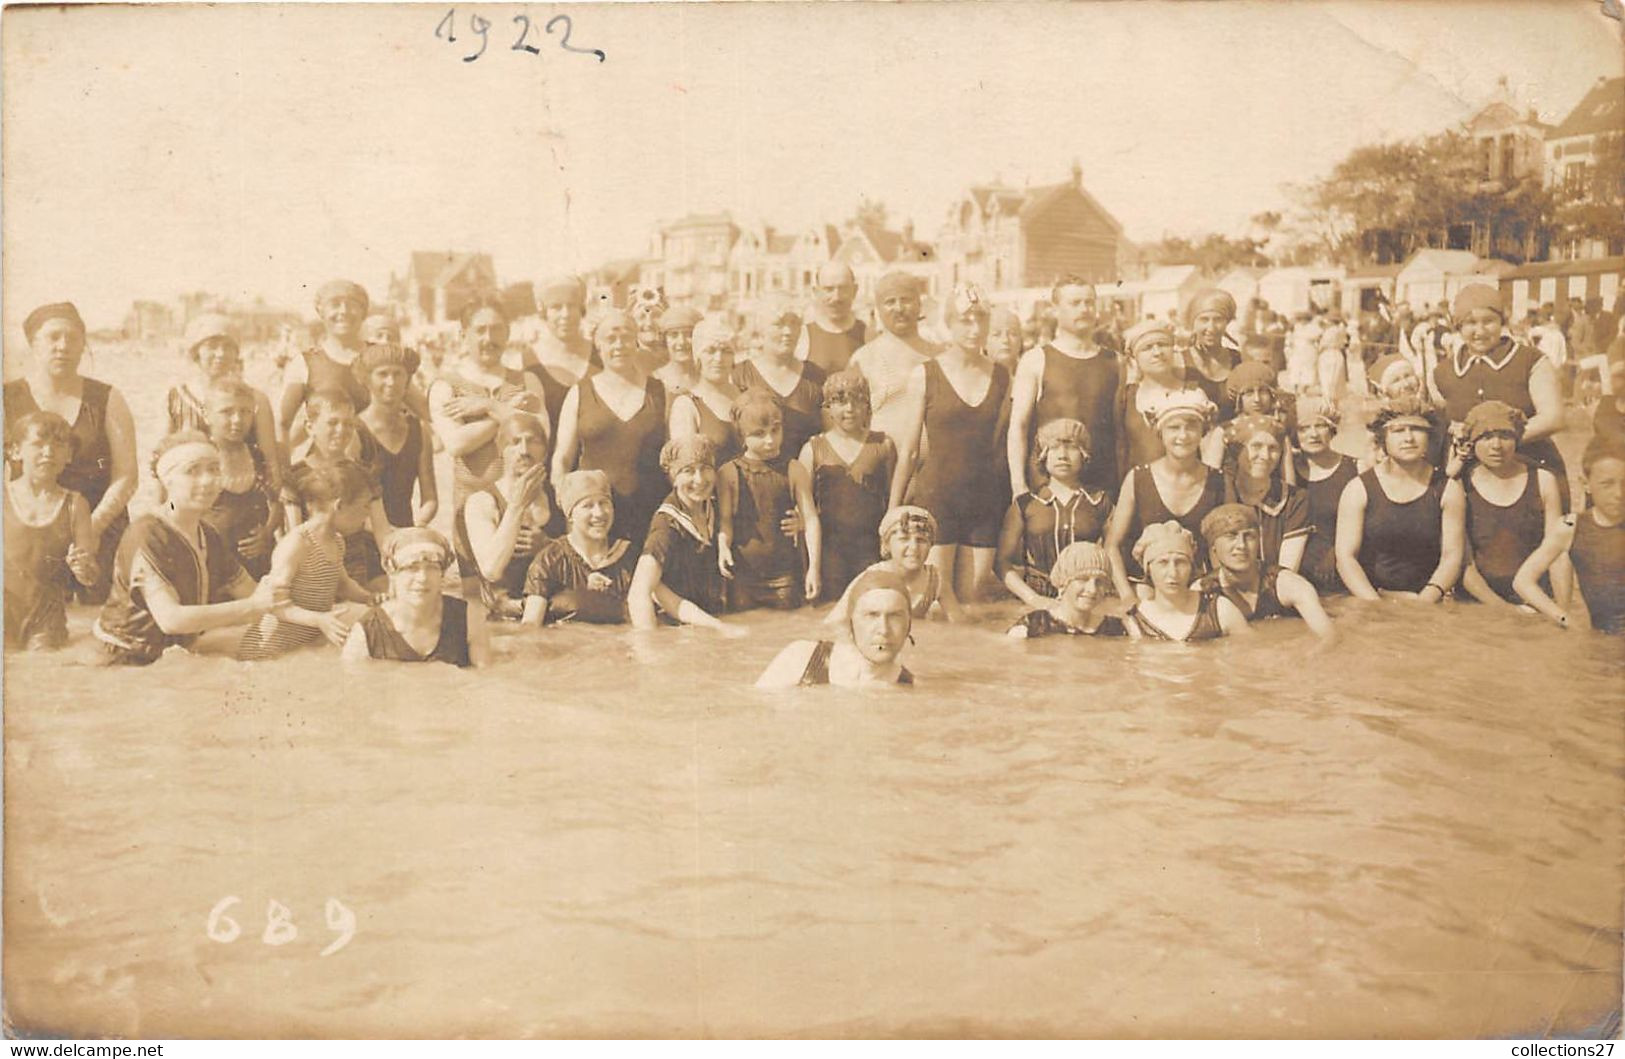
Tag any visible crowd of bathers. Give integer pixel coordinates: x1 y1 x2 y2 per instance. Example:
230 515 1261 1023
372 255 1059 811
5 266 1623 686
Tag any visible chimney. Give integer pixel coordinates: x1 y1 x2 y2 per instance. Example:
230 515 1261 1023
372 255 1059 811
1071 158 1083 188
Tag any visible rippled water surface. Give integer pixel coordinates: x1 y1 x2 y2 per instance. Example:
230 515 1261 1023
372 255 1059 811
4 599 1622 1038
5 345 1623 1037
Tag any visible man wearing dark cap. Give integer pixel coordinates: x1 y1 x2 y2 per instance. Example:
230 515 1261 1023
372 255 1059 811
797 262 869 375
850 271 941 446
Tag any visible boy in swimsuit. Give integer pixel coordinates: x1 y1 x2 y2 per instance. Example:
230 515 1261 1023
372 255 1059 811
629 435 745 636
1197 503 1334 638
717 392 821 610
5 411 100 649
1515 436 1625 633
1007 541 1128 639
357 342 438 530
522 469 636 626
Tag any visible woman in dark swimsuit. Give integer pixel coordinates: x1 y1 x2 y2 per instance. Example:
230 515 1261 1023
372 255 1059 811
667 316 743 465
343 528 486 667
1104 389 1224 599
732 294 827 464
1292 394 1358 594
1124 520 1247 642
1335 396 1465 601
552 310 668 550
3 302 138 604
755 568 916 688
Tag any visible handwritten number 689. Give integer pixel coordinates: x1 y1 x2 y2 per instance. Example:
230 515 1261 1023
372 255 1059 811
206 895 356 957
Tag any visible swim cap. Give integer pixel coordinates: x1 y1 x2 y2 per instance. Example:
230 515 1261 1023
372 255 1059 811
383 526 454 572
843 567 914 632
691 315 736 352
1463 400 1526 442
557 469 613 516
1452 283 1504 323
1035 417 1091 459
658 305 703 333
1368 394 1436 436
1224 360 1278 401
1200 503 1260 545
1187 289 1237 323
315 279 369 313
1048 541 1113 592
1150 390 1217 431
659 434 717 476
878 505 937 552
356 342 421 378
23 302 85 342
943 283 990 324
875 271 921 304
1225 412 1286 446
1132 520 1197 569
1368 354 1411 392
731 390 783 434
823 368 872 408
184 313 237 356
1294 393 1340 428
534 274 586 306
1124 319 1174 355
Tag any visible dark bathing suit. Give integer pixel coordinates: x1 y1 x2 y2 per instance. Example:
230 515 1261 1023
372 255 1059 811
796 640 914 686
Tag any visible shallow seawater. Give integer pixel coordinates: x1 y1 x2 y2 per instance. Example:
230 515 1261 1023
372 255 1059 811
3 598 1622 1038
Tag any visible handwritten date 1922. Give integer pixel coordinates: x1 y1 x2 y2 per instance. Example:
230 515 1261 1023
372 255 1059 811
435 8 606 64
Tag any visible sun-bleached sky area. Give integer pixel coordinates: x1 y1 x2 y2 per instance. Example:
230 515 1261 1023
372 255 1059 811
3 1 1621 333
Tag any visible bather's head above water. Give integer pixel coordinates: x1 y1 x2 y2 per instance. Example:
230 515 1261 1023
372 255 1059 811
843 568 913 668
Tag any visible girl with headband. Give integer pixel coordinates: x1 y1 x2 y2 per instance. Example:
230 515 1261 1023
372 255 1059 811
91 433 277 665
1123 520 1247 642
1444 400 1567 610
344 527 484 666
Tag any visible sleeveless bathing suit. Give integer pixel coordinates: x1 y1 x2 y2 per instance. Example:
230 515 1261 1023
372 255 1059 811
356 596 473 666
810 433 892 599
238 525 344 659
1356 468 1445 594
1463 469 1546 603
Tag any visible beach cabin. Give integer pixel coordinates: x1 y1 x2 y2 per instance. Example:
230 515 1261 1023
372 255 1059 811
1394 250 1481 312
1341 264 1401 318
1501 256 1625 320
1137 265 1205 323
1256 266 1345 318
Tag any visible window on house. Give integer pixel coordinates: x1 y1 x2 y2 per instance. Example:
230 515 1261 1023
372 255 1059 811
1565 162 1589 195
1500 135 1516 181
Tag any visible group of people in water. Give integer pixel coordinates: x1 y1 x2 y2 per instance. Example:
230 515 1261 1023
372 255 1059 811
5 264 1623 687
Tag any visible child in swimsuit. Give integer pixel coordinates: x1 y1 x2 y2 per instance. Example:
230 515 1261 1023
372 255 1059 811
239 460 377 659
1515 435 1625 633
522 469 636 625
166 313 285 498
997 417 1112 611
1124 520 1248 642
4 411 99 649
798 369 895 602
93 432 276 665
344 527 485 667
628 436 744 635
456 413 559 620
285 389 391 592
1007 541 1128 639
357 342 438 530
824 505 957 624
199 380 279 580
717 391 821 610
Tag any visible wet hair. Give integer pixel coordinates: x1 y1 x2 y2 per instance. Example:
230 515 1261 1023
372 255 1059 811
458 295 508 330
1050 273 1095 306
731 390 784 433
304 388 357 422
822 369 872 412
5 410 75 458
1581 435 1625 476
287 459 375 509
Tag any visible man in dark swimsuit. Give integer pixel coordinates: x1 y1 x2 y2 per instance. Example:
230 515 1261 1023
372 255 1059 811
755 568 915 688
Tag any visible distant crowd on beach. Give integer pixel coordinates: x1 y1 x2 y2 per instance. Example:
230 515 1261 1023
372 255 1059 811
6 265 1623 687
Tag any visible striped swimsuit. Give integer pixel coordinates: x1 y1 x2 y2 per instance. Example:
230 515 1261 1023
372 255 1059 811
237 526 344 659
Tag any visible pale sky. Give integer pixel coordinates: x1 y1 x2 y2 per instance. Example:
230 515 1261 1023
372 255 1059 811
3 0 1621 333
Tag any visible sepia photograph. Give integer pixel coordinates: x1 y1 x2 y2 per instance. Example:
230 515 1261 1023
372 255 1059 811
2 0 1623 1041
